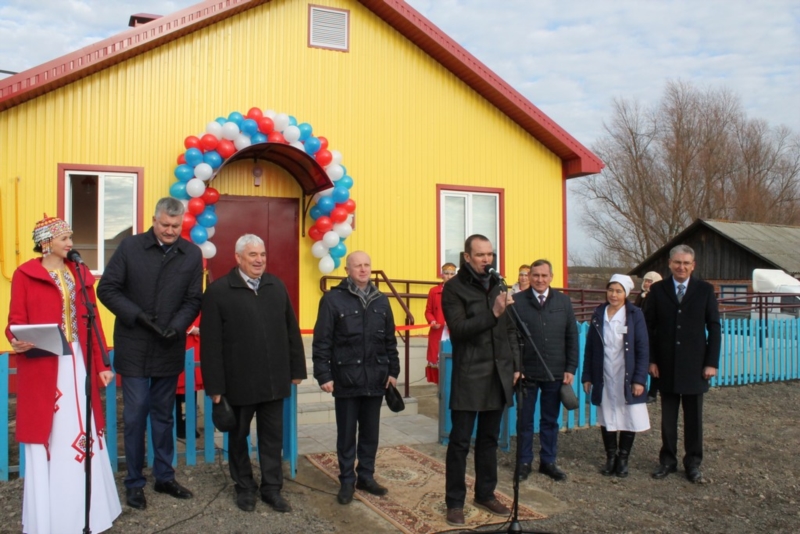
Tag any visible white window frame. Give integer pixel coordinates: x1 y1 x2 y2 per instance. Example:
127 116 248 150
439 189 501 274
64 170 138 275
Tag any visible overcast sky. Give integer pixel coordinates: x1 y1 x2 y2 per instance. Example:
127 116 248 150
2 0 799 261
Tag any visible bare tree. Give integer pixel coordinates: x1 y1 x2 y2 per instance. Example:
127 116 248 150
576 80 800 265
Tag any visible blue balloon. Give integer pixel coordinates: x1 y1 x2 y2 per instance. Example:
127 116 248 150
227 111 244 125
190 225 208 244
216 116 228 126
288 115 297 126
206 204 216 212
251 132 267 144
298 123 313 141
203 150 222 169
197 210 218 228
170 181 190 200
304 137 321 155
241 119 258 137
329 242 347 258
309 205 323 220
174 164 195 182
339 175 354 189
185 148 203 167
317 196 335 215
332 186 350 204
333 256 341 269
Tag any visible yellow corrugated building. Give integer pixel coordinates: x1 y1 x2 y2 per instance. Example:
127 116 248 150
0 0 601 349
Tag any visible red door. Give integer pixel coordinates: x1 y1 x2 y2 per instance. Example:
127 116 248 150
207 196 300 316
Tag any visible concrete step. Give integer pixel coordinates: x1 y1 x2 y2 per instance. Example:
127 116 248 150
297 396 418 425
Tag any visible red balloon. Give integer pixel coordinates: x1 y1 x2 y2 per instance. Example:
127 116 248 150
342 199 356 213
188 197 206 215
330 207 348 223
315 149 333 167
177 154 186 165
318 136 328 151
267 131 286 144
181 229 192 240
201 187 220 205
247 107 263 121
316 216 333 233
184 136 201 150
200 134 219 152
308 226 323 241
257 117 274 134
182 213 196 230
217 139 236 158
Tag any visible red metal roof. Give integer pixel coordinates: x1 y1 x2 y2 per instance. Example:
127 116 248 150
0 0 603 178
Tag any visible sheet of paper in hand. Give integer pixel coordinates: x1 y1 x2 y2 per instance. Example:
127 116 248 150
9 324 71 357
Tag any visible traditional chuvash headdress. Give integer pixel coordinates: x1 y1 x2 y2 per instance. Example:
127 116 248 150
32 213 72 255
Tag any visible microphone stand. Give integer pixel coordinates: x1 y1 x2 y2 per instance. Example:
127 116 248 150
72 260 111 534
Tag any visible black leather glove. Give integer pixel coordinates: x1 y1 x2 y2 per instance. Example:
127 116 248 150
136 312 164 337
162 328 177 341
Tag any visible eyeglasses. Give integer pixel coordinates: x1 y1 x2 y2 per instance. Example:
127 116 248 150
519 272 530 276
442 271 456 275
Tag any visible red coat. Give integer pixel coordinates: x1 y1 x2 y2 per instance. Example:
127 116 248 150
425 284 446 365
5 259 111 444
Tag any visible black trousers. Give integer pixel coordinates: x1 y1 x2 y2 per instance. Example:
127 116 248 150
228 399 284 496
334 395 383 484
445 408 504 509
659 391 703 469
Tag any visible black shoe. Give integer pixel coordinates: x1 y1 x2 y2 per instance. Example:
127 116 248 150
261 492 292 512
154 479 194 499
337 483 355 505
356 478 388 496
519 463 532 481
236 492 256 512
125 487 146 510
601 455 618 476
686 467 703 483
652 464 677 479
615 456 629 478
539 462 567 481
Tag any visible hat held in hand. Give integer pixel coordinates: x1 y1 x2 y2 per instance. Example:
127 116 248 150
212 395 237 432
385 383 405 413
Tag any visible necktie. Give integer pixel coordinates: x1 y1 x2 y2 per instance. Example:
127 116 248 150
677 284 685 303
161 244 172 254
248 279 259 292
538 294 546 307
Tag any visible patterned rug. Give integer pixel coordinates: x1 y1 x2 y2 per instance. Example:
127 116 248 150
306 445 545 533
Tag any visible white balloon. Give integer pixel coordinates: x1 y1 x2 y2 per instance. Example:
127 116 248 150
206 121 222 139
179 199 189 208
322 230 340 248
326 164 344 181
311 240 329 258
222 121 240 140
283 125 301 143
205 226 215 239
333 222 353 239
273 113 290 132
264 109 276 119
234 133 252 150
199 240 217 259
186 178 206 198
194 162 213 181
318 255 335 274
313 188 334 202
330 150 343 165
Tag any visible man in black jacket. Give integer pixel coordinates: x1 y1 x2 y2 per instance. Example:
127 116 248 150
201 234 306 513
645 244 720 483
97 197 202 510
512 259 578 482
312 251 400 506
441 235 520 528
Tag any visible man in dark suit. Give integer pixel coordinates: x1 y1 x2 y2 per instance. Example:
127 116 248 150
645 244 720 483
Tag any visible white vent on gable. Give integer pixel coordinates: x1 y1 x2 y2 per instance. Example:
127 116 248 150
309 6 349 51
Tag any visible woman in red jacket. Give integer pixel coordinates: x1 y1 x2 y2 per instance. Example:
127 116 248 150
424 263 456 384
6 215 121 533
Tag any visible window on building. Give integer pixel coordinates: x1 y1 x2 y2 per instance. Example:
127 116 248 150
719 284 748 306
63 170 138 273
308 5 349 51
439 188 501 273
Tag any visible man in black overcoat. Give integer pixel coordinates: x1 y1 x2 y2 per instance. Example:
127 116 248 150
201 234 306 513
645 244 720 483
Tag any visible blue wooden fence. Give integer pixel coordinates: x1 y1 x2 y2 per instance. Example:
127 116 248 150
0 348 298 482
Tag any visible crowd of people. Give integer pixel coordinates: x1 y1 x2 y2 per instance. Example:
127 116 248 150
5 200 720 531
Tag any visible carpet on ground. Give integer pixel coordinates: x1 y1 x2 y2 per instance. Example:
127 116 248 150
306 444 545 533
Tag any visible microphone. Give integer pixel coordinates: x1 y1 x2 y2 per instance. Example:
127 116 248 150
67 249 85 265
484 265 504 281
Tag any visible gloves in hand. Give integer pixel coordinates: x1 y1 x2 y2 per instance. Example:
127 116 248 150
136 312 164 337
162 328 177 341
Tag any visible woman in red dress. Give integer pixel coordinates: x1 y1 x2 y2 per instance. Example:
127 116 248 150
424 263 457 384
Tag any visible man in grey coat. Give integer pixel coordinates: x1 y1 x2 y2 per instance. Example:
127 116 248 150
98 197 202 510
441 235 520 528
511 259 578 482
201 234 306 513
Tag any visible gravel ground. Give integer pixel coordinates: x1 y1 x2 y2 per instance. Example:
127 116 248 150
1 380 798 533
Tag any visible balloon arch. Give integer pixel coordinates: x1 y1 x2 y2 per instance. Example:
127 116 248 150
169 107 356 274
